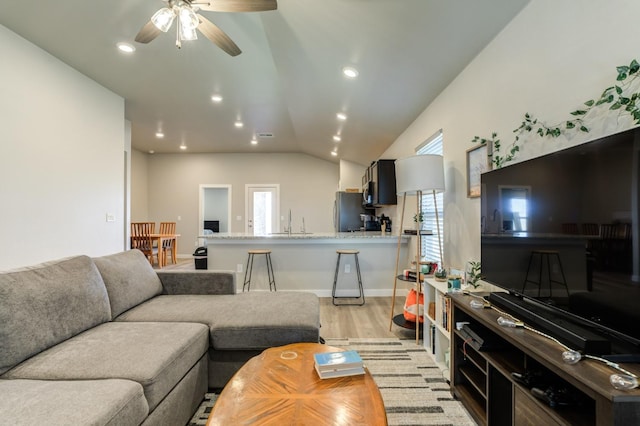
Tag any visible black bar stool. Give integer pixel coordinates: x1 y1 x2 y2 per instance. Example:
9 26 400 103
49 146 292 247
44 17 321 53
521 249 569 298
243 249 276 292
332 249 365 306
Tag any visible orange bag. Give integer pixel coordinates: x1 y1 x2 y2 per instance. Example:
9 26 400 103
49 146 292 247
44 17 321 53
403 288 424 323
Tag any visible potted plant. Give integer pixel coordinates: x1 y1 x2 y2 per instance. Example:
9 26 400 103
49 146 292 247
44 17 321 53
434 268 447 282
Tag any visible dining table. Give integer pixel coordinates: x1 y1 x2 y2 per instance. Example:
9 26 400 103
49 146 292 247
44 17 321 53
148 233 180 268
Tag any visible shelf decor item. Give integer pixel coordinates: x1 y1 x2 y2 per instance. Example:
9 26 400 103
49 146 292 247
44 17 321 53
389 154 445 344
465 261 482 289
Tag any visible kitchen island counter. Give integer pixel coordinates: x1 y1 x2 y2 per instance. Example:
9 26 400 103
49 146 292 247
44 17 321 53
202 232 403 243
202 232 409 295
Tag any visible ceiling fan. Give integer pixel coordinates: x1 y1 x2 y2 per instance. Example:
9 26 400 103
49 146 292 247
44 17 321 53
135 0 277 56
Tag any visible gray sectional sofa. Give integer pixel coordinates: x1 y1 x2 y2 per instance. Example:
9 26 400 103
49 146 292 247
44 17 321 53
0 250 320 425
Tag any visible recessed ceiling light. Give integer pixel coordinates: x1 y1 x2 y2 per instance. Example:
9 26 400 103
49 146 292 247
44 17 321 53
148 150 155 154
179 144 187 150
211 95 223 103
333 135 342 142
116 42 135 53
234 121 244 128
336 113 347 121
342 66 358 78
155 132 164 138
331 151 338 156
251 138 258 145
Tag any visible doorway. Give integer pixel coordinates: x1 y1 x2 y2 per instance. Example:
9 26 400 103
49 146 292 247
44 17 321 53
246 184 279 235
199 184 232 235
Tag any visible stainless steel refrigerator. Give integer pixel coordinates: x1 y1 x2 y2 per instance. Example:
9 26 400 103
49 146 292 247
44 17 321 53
334 191 368 232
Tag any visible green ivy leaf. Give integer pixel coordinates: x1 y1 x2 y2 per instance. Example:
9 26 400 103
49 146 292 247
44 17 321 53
610 102 622 110
620 97 630 105
630 59 640 74
580 126 589 133
616 86 623 94
570 110 587 116
584 100 595 107
617 65 630 74
537 128 544 136
566 121 575 129
617 72 628 81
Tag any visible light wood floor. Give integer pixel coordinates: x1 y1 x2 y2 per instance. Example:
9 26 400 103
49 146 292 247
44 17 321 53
159 258 417 340
320 296 416 339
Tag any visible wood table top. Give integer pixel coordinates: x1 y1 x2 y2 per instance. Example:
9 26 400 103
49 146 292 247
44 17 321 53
206 342 387 425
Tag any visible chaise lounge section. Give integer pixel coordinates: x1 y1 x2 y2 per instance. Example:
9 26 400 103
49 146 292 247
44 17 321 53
0 250 320 425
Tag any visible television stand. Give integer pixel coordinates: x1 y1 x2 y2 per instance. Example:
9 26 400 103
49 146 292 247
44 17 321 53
450 293 640 425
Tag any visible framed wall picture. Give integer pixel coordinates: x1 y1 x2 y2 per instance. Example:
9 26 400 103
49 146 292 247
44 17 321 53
466 144 492 198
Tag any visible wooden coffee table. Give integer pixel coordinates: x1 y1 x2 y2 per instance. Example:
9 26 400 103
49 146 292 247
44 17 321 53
206 342 387 425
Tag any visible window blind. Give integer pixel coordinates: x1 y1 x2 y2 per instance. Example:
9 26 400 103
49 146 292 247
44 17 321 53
416 131 444 266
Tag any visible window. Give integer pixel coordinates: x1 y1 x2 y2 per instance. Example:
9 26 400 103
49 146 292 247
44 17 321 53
416 130 444 265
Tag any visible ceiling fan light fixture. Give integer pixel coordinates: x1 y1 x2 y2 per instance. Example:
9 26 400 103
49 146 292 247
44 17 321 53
179 6 200 31
151 7 176 32
179 24 198 41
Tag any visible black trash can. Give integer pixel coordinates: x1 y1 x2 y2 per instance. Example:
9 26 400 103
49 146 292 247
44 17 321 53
193 246 208 270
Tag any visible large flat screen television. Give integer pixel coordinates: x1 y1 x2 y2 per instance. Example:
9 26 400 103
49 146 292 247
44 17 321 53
481 127 639 356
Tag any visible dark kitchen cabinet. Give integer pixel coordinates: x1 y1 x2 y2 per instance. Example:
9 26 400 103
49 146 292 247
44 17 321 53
363 159 397 206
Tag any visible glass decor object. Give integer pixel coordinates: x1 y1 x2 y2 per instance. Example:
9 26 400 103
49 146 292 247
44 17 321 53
561 350 582 365
610 374 639 390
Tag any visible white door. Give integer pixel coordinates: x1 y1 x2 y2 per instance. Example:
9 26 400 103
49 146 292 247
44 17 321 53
246 185 279 235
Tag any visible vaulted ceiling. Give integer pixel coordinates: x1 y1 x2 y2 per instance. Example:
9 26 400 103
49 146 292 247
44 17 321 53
0 0 529 165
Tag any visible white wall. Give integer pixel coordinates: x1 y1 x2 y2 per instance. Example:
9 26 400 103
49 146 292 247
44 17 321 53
339 159 367 191
0 25 125 269
131 149 149 222
145 153 339 254
381 0 640 271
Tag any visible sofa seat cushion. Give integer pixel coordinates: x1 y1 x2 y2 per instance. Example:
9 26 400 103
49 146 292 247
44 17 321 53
93 250 164 318
115 292 320 350
2 322 208 412
0 378 148 426
0 255 111 375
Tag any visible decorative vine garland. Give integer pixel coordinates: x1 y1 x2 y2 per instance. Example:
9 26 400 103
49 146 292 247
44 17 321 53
473 59 640 169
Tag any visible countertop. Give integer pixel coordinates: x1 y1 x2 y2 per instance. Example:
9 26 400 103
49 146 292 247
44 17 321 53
201 232 405 240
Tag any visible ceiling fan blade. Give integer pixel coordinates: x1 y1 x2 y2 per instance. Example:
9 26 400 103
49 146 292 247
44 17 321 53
197 15 242 56
135 20 162 43
194 0 277 12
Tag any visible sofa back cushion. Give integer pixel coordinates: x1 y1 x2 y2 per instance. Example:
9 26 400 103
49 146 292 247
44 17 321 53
0 255 111 375
93 250 163 318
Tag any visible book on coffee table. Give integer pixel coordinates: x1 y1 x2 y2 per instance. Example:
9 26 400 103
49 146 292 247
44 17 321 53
314 364 365 379
313 350 365 379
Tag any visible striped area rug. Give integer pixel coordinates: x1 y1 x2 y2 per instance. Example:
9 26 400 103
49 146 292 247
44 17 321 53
325 338 475 426
189 338 475 425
